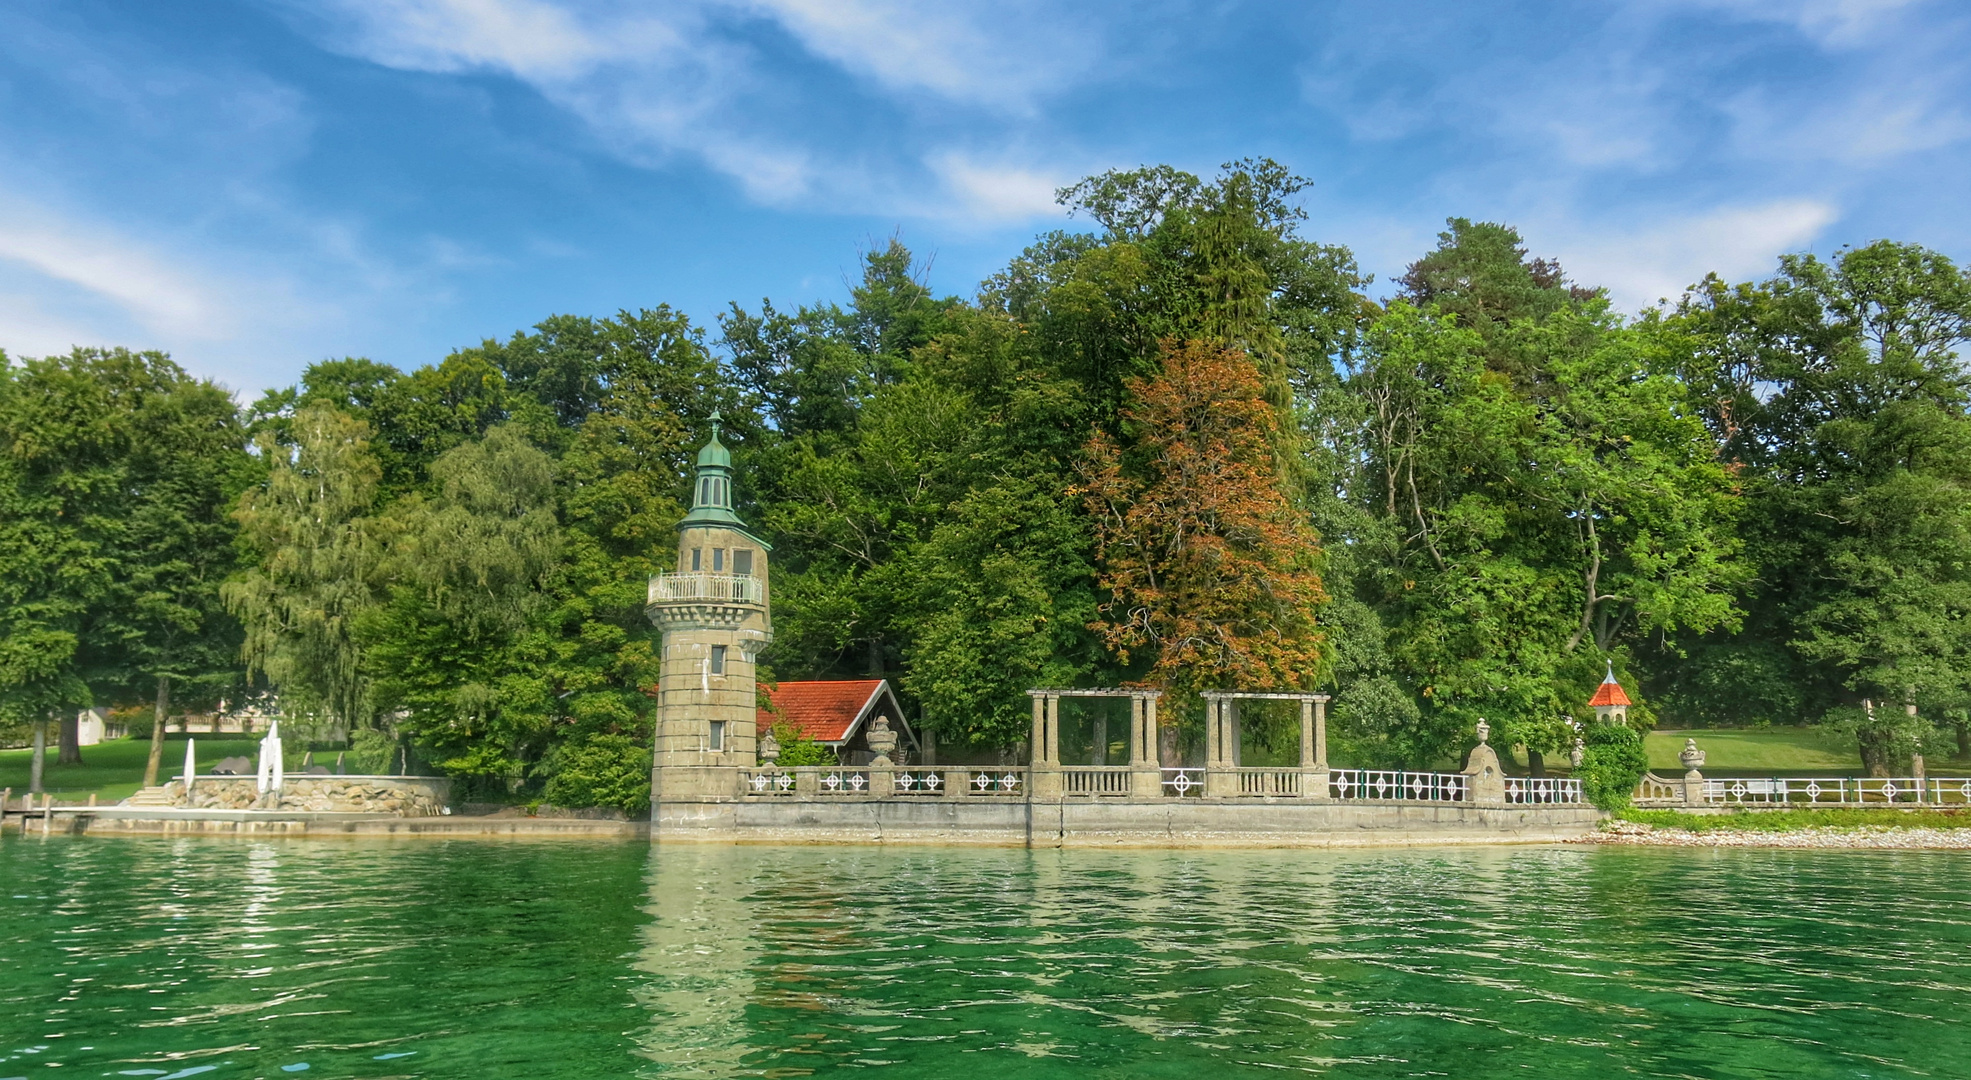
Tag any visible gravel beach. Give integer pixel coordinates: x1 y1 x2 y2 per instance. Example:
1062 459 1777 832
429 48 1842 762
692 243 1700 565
1582 819 1971 849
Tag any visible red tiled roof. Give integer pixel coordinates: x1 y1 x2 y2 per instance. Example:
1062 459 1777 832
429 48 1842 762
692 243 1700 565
1588 676 1631 708
759 680 888 744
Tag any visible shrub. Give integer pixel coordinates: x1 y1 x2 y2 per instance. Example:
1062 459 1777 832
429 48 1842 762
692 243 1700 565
1577 723 1649 810
768 721 835 767
350 728 399 774
542 733 651 815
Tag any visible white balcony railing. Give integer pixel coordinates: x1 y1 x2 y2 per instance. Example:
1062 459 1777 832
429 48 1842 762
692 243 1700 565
648 572 763 606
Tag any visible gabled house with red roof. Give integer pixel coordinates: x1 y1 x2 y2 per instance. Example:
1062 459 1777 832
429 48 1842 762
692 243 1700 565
759 679 922 765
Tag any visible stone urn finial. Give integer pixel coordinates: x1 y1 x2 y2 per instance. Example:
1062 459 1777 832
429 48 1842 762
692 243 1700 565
1569 736 1586 769
1474 718 1490 745
1679 738 1705 772
867 714 898 767
758 727 781 766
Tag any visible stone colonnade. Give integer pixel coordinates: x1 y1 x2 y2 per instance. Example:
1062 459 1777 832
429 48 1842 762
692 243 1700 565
1026 688 1333 800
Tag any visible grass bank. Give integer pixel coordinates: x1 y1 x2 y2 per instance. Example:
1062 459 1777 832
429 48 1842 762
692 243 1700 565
0 736 259 802
1621 807 1971 832
1644 727 1865 773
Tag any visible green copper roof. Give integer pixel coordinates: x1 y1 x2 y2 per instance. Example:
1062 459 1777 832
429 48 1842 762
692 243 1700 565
695 412 732 469
678 412 771 548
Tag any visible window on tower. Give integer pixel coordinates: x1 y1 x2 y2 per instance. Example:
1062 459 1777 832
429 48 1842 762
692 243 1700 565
709 721 726 751
710 645 727 675
712 547 725 572
690 547 702 571
734 549 753 576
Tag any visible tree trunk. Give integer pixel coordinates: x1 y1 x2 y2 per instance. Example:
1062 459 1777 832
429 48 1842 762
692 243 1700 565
1527 749 1546 777
29 719 47 793
58 711 83 766
1957 721 1969 760
144 675 171 788
865 636 884 678
1092 713 1108 766
1858 728 1893 777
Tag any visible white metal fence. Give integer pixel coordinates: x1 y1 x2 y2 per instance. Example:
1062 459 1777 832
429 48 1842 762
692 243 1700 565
1330 769 1469 802
742 767 1026 797
1505 777 1583 804
1703 776 1971 806
1161 768 1204 797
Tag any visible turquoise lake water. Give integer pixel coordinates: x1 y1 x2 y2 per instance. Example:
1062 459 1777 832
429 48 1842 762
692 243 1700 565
1 838 1965 1079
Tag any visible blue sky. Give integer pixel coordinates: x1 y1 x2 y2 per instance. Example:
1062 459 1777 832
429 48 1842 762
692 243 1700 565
1 0 1967 396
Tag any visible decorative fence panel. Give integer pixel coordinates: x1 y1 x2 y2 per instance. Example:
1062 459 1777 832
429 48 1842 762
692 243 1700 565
961 769 1027 796
816 770 873 796
1505 777 1583 804
1063 767 1132 797
743 769 796 796
1236 769 1303 797
1329 770 1469 802
890 771 951 796
1161 768 1204 797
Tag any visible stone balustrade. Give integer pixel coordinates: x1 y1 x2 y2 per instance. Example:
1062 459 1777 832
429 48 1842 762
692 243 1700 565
730 761 1569 806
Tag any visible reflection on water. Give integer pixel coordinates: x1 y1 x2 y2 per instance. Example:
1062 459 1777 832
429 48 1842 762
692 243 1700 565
633 845 1971 1079
1 838 1966 1080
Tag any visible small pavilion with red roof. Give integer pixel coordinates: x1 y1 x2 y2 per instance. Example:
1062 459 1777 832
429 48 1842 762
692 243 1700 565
759 679 922 765
1588 664 1631 724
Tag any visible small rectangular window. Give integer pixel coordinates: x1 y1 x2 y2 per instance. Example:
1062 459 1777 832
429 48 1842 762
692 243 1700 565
690 548 702 571
708 720 725 751
712 547 725 572
710 645 727 675
734 549 753 576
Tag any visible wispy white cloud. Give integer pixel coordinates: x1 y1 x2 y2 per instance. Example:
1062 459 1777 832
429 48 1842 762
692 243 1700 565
0 192 233 338
729 0 1098 110
1541 198 1839 309
926 154 1065 222
298 0 1095 219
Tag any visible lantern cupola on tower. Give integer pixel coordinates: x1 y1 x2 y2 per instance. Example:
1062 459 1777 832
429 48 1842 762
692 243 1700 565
1587 662 1631 724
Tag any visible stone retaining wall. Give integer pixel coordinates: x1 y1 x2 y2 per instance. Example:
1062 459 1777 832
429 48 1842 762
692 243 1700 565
161 776 451 816
659 798 1602 847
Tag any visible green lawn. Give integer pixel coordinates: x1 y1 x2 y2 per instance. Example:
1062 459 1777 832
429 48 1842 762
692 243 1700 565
0 736 260 803
1646 727 1971 776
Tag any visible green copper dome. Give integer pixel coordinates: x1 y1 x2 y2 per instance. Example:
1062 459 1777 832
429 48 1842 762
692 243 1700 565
678 412 770 548
695 413 732 470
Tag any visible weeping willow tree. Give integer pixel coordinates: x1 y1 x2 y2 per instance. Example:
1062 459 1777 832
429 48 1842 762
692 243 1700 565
223 405 384 741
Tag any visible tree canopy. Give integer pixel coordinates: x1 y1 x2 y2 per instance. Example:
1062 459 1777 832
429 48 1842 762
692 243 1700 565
7 160 1970 795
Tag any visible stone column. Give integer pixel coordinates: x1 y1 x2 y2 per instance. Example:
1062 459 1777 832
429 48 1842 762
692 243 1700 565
1029 693 1063 800
1205 697 1237 798
1030 694 1046 765
1300 698 1330 802
1130 694 1161 800
1045 694 1062 766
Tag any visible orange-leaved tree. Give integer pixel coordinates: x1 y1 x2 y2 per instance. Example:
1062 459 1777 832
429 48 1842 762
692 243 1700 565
1077 340 1328 699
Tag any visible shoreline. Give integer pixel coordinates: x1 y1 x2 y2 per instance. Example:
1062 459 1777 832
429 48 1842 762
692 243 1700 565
1579 819 1971 849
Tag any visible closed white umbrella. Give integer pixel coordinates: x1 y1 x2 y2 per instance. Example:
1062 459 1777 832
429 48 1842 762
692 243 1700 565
183 738 196 793
268 721 284 793
256 728 272 794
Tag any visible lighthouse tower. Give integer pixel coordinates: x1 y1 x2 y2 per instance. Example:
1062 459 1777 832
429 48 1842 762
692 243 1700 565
645 415 772 802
